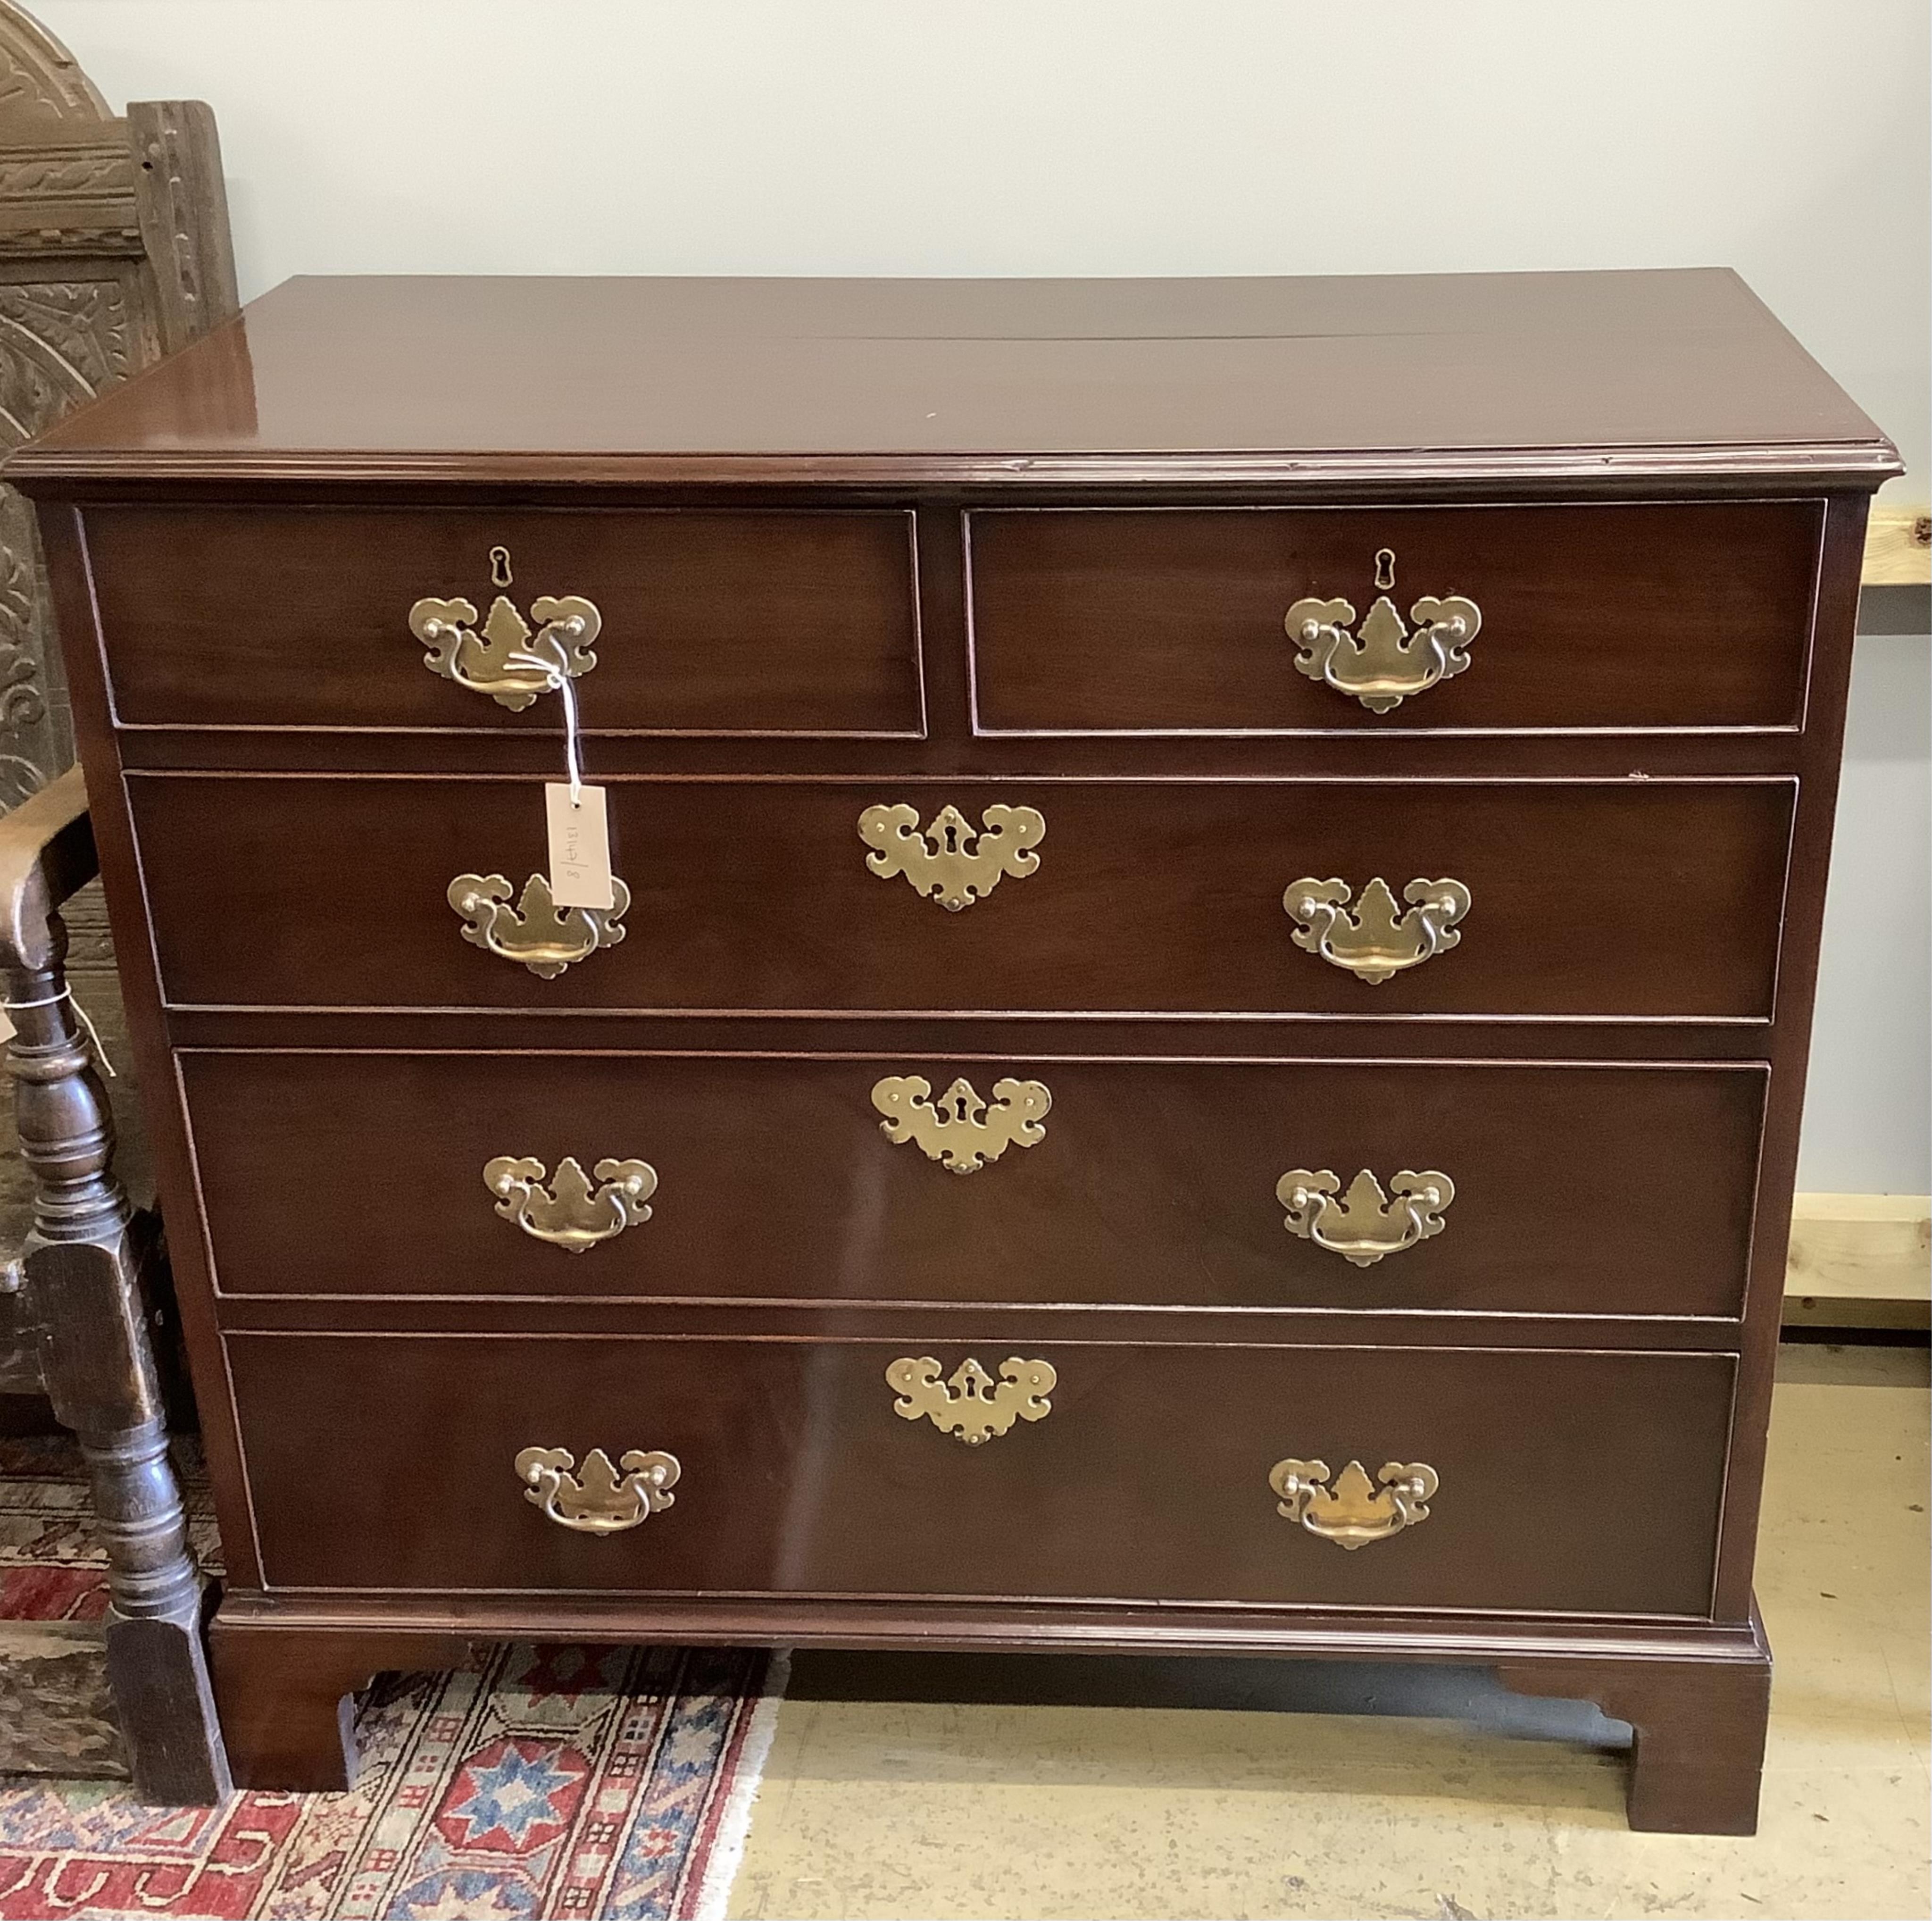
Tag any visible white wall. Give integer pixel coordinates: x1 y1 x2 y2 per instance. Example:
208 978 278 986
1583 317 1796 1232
33 0 1932 1190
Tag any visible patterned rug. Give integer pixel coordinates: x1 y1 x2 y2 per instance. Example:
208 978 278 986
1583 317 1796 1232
0 1437 784 1919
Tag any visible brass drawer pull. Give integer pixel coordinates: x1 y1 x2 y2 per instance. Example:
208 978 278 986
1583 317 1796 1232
1285 548 1479 713
1277 1168 1454 1267
888 1355 1057 1445
1269 1458 1439 1550
448 872 630 979
872 1074 1051 1173
859 802 1045 910
515 1445 679 1535
1283 875 1470 984
409 546 600 713
485 1154 657 1252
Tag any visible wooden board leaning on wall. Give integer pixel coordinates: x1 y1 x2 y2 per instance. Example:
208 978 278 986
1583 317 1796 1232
1863 504 1932 585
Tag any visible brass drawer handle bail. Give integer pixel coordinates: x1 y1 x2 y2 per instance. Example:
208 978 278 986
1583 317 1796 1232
1277 1168 1454 1267
1285 548 1480 713
872 1074 1051 1173
1269 1457 1439 1549
485 1154 657 1252
409 552 601 713
887 1355 1057 1445
1283 875 1470 984
515 1445 679 1534
449 871 630 979
858 802 1045 910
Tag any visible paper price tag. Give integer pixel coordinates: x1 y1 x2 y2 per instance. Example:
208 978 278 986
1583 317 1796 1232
545 782 616 910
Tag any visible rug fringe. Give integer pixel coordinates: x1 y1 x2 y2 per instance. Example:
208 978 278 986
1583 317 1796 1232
688 1648 791 1921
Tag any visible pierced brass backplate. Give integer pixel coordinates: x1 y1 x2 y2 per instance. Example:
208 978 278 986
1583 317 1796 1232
449 872 631 979
1277 1168 1455 1267
1282 876 1470 984
1269 1457 1439 1549
515 1445 680 1535
409 577 601 713
872 1075 1051 1173
858 802 1045 910
887 1356 1057 1445
1285 548 1480 713
485 1155 658 1253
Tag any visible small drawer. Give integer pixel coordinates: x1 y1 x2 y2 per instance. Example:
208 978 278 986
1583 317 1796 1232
966 501 1822 733
181 1051 1765 1317
82 505 923 735
130 774 1792 1019
227 1333 1732 1617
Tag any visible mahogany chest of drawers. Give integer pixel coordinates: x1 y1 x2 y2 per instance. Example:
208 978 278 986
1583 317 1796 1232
9 270 1897 1832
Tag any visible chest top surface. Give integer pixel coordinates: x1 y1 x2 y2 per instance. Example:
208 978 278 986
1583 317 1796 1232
4 268 1897 492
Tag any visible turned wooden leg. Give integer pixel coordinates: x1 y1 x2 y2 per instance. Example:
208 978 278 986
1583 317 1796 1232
210 1622 475 1790
1499 1624 1773 1835
4 937 230 1804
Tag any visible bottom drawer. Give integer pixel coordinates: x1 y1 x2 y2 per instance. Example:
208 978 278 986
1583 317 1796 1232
227 1335 1733 1618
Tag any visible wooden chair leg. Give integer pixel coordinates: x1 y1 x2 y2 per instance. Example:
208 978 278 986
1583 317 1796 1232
4 941 230 1803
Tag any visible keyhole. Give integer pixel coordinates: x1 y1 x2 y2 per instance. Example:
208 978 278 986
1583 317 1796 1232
1373 548 1396 591
942 821 961 853
490 545 514 588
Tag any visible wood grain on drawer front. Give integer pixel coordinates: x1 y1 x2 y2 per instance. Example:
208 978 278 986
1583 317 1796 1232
967 502 1821 733
82 506 922 734
226 1334 1732 1616
129 775 1792 1019
182 1051 1765 1317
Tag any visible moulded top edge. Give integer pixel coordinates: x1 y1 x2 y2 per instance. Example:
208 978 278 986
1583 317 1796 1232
2 439 1903 496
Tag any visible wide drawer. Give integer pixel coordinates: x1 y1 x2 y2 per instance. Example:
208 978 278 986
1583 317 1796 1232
82 506 923 735
226 1334 1732 1616
182 1051 1765 1316
967 502 1822 733
130 775 1792 1019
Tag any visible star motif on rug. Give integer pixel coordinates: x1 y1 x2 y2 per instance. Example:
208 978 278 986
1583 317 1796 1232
433 1737 590 1854
392 1871 534 1920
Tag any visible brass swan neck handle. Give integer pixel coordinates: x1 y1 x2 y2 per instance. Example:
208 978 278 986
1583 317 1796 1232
515 1446 680 1534
410 590 601 713
1282 875 1470 984
485 1155 658 1252
448 872 630 979
1276 1168 1455 1267
1286 549 1480 714
1269 1458 1439 1549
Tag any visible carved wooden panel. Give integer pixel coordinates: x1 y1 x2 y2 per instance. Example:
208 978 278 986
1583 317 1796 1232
0 5 234 1228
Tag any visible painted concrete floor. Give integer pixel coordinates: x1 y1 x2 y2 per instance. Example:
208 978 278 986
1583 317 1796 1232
727 1343 1930 1921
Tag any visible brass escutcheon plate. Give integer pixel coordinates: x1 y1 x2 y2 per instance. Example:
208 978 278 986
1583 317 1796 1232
872 1074 1051 1173
887 1356 1057 1445
858 802 1045 910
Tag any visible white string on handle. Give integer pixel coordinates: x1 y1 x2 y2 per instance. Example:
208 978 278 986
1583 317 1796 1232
556 663 584 808
1 982 116 1077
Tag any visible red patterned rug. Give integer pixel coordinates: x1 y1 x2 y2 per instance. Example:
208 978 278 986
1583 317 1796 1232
0 1438 784 1919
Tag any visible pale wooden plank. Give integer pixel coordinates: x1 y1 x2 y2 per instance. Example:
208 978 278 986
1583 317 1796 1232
1862 505 1932 586
1784 1193 1930 1330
